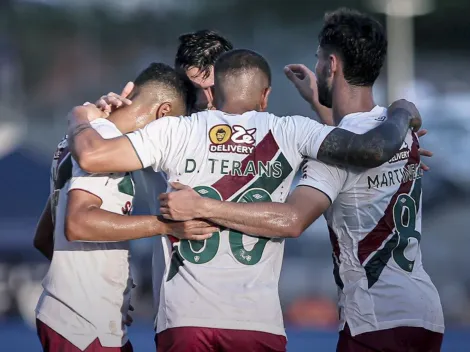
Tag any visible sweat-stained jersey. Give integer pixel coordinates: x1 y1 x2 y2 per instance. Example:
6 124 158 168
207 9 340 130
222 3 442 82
36 119 135 350
298 106 444 337
126 109 335 336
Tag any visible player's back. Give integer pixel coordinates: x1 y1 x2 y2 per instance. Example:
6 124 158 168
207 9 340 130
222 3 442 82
301 106 444 336
131 109 333 335
37 119 134 350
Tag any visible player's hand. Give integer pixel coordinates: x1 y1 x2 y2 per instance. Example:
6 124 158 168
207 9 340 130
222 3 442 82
388 99 422 132
284 64 319 106
159 182 205 221
77 103 108 122
284 64 334 125
95 81 134 115
166 219 218 241
416 129 433 171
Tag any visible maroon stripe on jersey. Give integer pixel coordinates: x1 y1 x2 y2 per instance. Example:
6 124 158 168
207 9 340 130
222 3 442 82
168 235 179 244
168 132 279 246
358 134 420 264
211 131 279 200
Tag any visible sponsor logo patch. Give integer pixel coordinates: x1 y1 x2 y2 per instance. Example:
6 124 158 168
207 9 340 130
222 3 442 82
389 141 410 164
209 124 256 154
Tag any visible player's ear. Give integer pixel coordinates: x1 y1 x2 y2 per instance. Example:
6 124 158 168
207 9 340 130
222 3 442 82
204 87 214 110
329 53 338 77
209 86 216 109
260 86 272 112
156 102 172 118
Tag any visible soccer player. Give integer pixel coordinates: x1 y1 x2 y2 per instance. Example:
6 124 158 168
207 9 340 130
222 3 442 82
174 29 336 127
175 29 233 111
34 63 215 352
66 49 420 352
158 10 444 352
92 31 235 347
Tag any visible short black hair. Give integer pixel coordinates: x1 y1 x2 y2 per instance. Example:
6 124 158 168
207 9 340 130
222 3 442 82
134 62 195 112
174 30 233 79
318 8 387 86
214 49 271 85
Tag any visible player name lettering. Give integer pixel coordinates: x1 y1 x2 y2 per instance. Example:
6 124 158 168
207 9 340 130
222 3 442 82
367 163 422 189
185 158 283 178
209 144 255 154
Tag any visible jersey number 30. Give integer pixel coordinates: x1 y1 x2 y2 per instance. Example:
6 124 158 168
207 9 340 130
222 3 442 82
179 186 271 266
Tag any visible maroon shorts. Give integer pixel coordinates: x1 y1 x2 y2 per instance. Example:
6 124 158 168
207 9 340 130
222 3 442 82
337 323 443 352
155 327 287 352
36 319 134 352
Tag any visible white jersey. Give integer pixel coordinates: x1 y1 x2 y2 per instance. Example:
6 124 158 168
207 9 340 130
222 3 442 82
298 106 444 337
126 109 334 336
36 119 135 350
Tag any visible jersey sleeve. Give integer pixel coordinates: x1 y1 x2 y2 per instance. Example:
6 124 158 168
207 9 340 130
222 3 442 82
297 158 347 203
125 116 184 171
282 115 336 159
68 160 116 202
68 119 132 206
90 118 123 139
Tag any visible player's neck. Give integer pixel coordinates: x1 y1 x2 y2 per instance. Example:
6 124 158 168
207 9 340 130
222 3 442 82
217 101 258 114
332 84 375 124
107 116 134 134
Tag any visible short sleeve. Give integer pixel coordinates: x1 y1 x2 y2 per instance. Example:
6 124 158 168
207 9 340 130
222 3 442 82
125 117 179 171
283 115 336 159
297 158 347 203
68 118 125 202
90 118 123 139
68 159 116 202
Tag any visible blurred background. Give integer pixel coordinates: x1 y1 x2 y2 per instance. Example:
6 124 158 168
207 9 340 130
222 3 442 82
1 0 470 350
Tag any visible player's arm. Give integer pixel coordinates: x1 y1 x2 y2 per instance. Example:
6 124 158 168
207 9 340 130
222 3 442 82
160 160 344 237
65 190 216 242
67 105 143 173
205 187 329 238
315 100 421 168
33 196 54 260
67 104 173 174
160 182 331 238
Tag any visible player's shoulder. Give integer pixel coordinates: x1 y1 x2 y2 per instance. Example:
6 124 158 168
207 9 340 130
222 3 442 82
269 114 324 135
53 135 69 161
338 106 387 133
276 113 320 124
52 135 70 170
51 135 73 191
151 113 196 128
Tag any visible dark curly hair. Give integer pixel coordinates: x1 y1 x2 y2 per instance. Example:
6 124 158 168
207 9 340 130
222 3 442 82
318 8 387 86
174 30 233 79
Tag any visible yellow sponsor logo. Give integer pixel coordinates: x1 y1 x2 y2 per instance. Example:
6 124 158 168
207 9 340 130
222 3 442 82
209 124 232 145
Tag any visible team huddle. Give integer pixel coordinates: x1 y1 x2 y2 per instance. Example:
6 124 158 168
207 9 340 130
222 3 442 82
33 8 444 352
